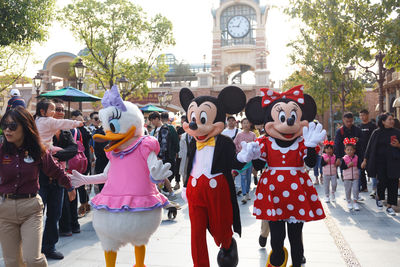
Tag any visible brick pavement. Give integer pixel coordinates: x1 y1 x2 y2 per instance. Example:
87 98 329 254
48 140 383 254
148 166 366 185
1 173 400 267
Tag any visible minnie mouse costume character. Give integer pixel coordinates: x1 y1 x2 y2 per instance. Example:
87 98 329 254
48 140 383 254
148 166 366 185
244 85 326 267
180 86 258 267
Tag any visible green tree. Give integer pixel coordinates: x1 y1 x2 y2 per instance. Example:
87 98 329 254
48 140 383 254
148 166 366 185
0 0 55 93
59 0 175 99
285 0 369 116
0 0 55 46
0 44 31 92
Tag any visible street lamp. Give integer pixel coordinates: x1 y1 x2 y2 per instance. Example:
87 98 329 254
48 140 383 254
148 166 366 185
33 73 43 97
117 76 129 99
158 91 173 108
323 66 334 139
340 66 356 115
74 58 86 110
358 51 387 113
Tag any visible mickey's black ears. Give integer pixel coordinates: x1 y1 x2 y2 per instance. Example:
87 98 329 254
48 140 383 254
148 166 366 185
179 88 195 111
218 86 246 114
245 96 266 125
301 94 317 122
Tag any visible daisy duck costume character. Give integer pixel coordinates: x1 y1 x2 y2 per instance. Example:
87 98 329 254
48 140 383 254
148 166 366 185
179 86 259 267
71 85 172 267
243 85 327 267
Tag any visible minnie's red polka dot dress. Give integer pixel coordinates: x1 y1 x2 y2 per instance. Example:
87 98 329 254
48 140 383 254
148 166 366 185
253 136 325 222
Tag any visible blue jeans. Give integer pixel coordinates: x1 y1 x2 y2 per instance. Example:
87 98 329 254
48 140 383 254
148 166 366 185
313 155 322 177
39 171 64 253
241 167 252 195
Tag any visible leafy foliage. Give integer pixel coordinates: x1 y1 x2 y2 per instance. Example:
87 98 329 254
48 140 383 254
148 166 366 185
283 0 392 117
59 0 175 99
0 44 31 92
0 0 55 46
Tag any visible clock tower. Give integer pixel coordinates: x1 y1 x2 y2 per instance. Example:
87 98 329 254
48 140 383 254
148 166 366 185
211 0 270 86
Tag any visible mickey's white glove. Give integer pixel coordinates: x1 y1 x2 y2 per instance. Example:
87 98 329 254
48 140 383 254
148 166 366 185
237 141 261 163
303 123 326 148
70 163 110 188
181 187 187 203
147 152 172 181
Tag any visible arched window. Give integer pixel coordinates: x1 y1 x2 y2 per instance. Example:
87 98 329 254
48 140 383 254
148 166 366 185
220 5 256 46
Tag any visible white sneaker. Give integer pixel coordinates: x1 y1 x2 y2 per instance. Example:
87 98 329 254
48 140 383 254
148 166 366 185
246 193 251 201
386 207 396 216
241 196 247 204
347 202 353 210
353 203 360 211
376 200 383 210
331 193 336 202
356 196 365 202
324 197 330 203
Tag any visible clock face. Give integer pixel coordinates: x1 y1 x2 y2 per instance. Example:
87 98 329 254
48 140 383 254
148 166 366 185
227 15 250 38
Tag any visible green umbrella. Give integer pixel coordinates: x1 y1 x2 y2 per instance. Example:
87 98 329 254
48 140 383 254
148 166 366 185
39 86 101 102
39 86 101 115
139 104 167 113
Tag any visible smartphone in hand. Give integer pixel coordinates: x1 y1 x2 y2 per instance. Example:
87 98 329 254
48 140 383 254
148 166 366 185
391 135 397 143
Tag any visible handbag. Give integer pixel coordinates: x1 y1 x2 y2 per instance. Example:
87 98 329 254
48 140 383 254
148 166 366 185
68 129 88 174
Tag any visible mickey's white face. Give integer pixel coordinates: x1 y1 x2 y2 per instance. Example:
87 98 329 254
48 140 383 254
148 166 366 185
183 101 224 143
265 101 308 141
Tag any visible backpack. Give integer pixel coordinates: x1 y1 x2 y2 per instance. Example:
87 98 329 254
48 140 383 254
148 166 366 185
157 124 170 161
68 129 88 174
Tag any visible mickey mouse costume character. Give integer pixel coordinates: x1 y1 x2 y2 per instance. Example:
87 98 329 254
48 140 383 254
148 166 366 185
179 86 259 267
244 85 326 267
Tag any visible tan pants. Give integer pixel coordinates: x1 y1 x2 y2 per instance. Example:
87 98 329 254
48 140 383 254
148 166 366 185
260 220 270 238
0 195 48 267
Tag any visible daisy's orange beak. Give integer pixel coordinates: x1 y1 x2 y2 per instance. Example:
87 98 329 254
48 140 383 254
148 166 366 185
93 125 136 152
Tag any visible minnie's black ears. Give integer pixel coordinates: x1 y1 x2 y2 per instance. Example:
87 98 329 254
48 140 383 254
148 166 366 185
179 88 195 111
218 86 246 114
245 96 266 125
301 94 317 122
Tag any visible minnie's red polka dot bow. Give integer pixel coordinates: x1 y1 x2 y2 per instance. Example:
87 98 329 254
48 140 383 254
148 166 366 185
343 137 357 145
323 140 334 146
260 85 305 108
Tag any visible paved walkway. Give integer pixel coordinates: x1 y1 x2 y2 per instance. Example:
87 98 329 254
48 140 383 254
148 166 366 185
1 173 400 266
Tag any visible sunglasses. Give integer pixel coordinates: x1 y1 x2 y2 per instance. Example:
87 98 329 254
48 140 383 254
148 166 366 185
1 122 18 131
93 117 99 121
55 108 65 112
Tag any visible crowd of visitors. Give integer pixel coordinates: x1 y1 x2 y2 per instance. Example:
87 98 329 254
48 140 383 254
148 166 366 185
0 92 399 266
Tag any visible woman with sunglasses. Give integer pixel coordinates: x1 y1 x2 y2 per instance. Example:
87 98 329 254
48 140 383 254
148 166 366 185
0 106 75 267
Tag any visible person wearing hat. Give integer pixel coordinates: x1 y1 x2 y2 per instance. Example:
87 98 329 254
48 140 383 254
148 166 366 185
6 89 26 112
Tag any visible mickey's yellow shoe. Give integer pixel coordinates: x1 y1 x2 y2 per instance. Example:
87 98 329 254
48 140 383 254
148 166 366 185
266 247 288 267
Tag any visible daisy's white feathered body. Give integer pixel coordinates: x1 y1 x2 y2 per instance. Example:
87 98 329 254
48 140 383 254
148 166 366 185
71 85 171 266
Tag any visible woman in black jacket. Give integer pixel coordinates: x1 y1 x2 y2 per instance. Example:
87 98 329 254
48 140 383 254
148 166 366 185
362 113 400 216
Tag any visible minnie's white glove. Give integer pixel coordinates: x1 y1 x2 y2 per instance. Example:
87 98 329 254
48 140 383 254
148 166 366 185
147 152 172 181
237 141 261 163
303 123 326 148
70 163 110 188
181 187 187 203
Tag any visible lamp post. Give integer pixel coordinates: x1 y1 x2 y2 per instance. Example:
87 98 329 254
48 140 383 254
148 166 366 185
74 58 87 111
158 91 173 108
323 66 333 139
33 73 43 97
358 51 387 113
117 75 129 100
340 66 356 115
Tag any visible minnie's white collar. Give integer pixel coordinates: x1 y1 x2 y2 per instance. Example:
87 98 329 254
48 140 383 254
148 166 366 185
268 136 303 154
